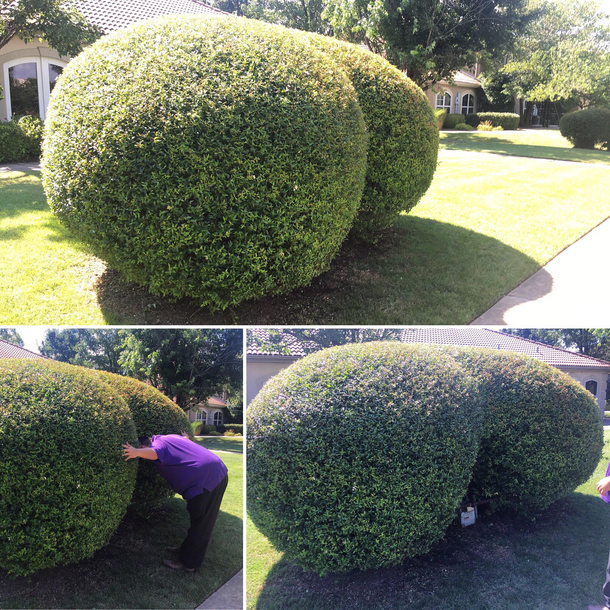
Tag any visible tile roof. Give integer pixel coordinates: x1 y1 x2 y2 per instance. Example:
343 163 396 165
75 0 227 35
247 328 610 370
207 396 227 407
0 339 46 359
247 329 317 357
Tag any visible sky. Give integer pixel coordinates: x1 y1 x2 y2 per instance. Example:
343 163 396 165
14 327 52 353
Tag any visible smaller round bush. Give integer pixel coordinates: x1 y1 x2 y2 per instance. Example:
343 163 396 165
0 360 138 576
559 108 610 149
466 112 519 130
247 342 482 575
451 348 603 519
304 34 439 240
96 372 193 517
455 123 474 131
443 113 466 129
434 109 447 129
0 117 43 163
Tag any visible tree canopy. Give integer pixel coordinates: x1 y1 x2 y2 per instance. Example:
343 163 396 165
0 329 24 346
503 329 610 360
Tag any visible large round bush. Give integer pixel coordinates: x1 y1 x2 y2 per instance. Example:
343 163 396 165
0 360 138 576
305 34 438 240
451 348 603 519
247 342 482 575
559 108 610 149
97 372 193 517
42 15 367 308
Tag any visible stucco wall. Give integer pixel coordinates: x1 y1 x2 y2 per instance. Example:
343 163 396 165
425 85 478 116
558 366 608 418
247 356 301 405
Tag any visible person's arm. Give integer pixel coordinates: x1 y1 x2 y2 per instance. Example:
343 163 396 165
123 443 158 461
597 476 610 494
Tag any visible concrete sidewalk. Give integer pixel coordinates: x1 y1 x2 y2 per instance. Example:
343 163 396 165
196 569 243 610
0 161 41 172
472 216 610 326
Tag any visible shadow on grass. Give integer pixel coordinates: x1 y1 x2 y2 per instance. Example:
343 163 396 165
196 436 244 454
96 217 547 326
0 498 243 609
253 493 610 610
441 132 610 164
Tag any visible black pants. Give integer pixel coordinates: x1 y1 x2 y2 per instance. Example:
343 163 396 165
179 474 228 570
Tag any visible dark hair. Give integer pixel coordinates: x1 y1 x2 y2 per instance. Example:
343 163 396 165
138 436 151 447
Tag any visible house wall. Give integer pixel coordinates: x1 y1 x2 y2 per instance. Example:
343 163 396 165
425 85 479 116
186 406 227 425
247 356 301 405
557 366 609 418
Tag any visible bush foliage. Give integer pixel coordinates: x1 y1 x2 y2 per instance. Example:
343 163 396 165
97 372 192 517
305 34 438 240
443 113 467 129
0 116 43 163
559 108 610 150
0 360 138 576
42 15 367 309
247 343 482 575
465 112 520 129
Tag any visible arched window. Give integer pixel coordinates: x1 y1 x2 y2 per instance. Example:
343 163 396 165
435 92 451 113
196 410 207 424
213 411 222 426
461 93 474 116
586 380 598 397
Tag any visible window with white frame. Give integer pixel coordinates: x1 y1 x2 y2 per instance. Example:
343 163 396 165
196 411 207 423
213 411 222 425
461 93 474 115
435 92 451 112
3 57 66 121
586 380 598 397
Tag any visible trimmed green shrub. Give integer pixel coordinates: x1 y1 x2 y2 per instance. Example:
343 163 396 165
0 117 43 163
17 116 44 157
208 430 222 436
465 112 519 130
0 359 138 576
559 108 610 150
443 113 466 129
247 342 482 575
477 121 493 131
455 123 474 131
42 15 367 309
450 348 603 519
224 423 243 434
434 109 446 129
96 372 192 517
304 33 438 240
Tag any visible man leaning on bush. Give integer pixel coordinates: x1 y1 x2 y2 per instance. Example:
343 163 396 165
123 434 228 572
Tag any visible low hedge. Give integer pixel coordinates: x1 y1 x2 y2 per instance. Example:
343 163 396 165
0 360 138 576
96 372 192 517
443 113 466 129
192 423 217 435
450 348 603 519
0 116 43 163
559 108 610 150
247 342 482 575
224 423 243 434
42 15 367 309
305 34 438 240
465 112 520 130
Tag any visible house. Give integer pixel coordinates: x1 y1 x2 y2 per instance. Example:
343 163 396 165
0 0 226 122
424 69 482 117
0 338 46 359
185 395 229 426
246 328 610 419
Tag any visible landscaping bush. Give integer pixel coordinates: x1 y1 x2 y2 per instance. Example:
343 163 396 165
450 348 603 519
455 123 475 131
465 112 519 130
208 430 222 436
224 423 243 435
0 360 138 576
96 372 192 517
559 108 610 149
191 420 203 436
305 33 438 240
247 342 482 575
17 116 43 157
443 114 466 129
0 117 43 163
477 121 494 131
42 15 367 309
434 108 446 129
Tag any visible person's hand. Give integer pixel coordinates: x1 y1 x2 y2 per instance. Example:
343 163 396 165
123 443 139 460
596 476 610 495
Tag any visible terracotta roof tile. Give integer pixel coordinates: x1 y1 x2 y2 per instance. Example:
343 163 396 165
247 329 316 357
0 339 46 359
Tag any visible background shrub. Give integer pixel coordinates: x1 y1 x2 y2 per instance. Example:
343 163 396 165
42 15 367 309
465 112 519 130
97 372 192 517
191 420 203 436
559 108 610 149
443 113 467 129
0 117 43 163
0 360 137 576
247 342 482 575
434 108 446 129
450 348 603 519
305 34 438 240
455 123 475 131
224 423 243 435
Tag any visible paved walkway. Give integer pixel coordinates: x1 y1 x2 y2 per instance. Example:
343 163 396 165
196 569 243 610
472 216 610 326
0 161 41 172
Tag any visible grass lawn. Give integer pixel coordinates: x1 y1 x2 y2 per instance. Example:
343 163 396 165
0 437 243 609
247 430 610 610
440 129 610 164
2 130 610 324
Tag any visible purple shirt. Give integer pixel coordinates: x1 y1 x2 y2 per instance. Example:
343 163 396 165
150 434 228 500
603 460 610 504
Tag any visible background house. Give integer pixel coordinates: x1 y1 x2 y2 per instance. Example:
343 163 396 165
0 0 226 122
0 338 46 359
185 395 229 426
247 328 610 419
424 70 482 116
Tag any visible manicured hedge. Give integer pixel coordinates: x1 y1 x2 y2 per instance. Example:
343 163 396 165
192 422 216 435
0 360 138 576
224 423 243 434
97 372 192 517
443 113 466 129
247 342 482 575
559 108 610 150
465 112 520 130
42 15 367 309
450 348 603 519
304 34 438 240
0 116 43 163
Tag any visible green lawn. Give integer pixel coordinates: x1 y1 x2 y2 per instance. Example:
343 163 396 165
440 129 610 164
0 437 243 609
247 431 610 610
2 131 610 324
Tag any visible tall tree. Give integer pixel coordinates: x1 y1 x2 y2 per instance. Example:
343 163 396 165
0 328 24 346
